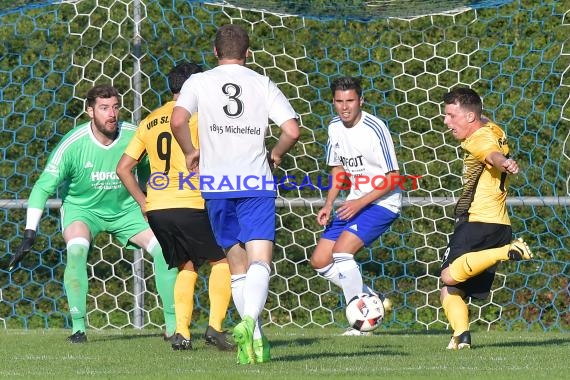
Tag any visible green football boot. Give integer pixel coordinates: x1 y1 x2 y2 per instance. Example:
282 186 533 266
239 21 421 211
253 335 271 363
233 316 255 364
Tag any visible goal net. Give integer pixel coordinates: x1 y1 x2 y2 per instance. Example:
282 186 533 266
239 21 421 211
1 0 568 332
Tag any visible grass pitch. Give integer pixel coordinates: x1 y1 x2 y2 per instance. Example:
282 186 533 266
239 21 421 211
1 328 568 379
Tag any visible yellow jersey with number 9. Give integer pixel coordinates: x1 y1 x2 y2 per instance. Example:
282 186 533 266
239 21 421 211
124 100 203 211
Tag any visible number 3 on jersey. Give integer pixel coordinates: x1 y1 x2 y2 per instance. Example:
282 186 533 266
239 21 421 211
222 83 244 118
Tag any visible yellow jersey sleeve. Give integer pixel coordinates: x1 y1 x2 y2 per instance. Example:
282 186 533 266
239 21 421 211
124 125 147 161
462 121 509 168
190 113 199 149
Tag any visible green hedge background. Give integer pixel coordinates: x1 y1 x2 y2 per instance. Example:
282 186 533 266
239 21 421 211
0 0 568 331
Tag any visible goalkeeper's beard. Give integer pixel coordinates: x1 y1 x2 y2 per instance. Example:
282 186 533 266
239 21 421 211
93 119 119 141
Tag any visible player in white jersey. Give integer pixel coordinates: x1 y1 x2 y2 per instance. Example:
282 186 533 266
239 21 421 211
310 76 402 335
8 85 177 343
171 24 300 364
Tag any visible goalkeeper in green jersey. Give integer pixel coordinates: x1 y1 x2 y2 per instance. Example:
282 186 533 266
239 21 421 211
8 84 178 343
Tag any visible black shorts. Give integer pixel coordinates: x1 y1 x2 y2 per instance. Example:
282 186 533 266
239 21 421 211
441 219 512 299
147 208 225 270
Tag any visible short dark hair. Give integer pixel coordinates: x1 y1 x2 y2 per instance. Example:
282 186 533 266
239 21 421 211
86 85 120 108
443 87 482 117
330 76 362 98
215 24 249 60
168 62 203 94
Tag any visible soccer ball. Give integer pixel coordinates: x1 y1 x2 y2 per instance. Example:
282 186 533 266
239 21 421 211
345 293 385 332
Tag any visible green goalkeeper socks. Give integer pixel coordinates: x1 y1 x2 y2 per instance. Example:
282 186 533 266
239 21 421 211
148 243 178 336
63 239 90 333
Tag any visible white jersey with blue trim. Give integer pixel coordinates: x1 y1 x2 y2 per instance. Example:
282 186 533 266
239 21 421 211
326 110 402 214
175 63 297 199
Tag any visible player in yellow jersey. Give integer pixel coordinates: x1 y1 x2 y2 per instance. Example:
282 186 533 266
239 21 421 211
439 87 534 350
116 62 233 351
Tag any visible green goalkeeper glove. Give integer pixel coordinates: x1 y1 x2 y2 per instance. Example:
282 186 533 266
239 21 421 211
8 229 36 271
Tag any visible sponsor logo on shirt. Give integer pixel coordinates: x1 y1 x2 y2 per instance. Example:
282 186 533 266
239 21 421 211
91 171 119 181
90 171 122 190
339 155 364 168
209 123 261 135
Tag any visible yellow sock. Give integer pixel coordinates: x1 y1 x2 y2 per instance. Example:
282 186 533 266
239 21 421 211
174 269 198 339
442 293 469 335
208 262 231 331
449 245 510 282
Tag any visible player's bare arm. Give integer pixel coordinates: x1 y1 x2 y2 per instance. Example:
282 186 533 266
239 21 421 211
270 118 300 168
336 170 400 220
116 154 147 217
171 105 199 171
317 166 344 225
486 151 519 174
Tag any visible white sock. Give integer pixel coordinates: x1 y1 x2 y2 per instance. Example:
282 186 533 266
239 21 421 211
243 261 270 338
232 274 263 339
315 262 342 287
232 274 264 339
231 274 246 317
316 262 377 297
333 252 363 304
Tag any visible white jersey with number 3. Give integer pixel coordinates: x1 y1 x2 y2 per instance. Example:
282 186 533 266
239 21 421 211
176 64 297 199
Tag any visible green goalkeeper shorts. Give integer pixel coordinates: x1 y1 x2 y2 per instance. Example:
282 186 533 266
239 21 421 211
61 204 150 249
